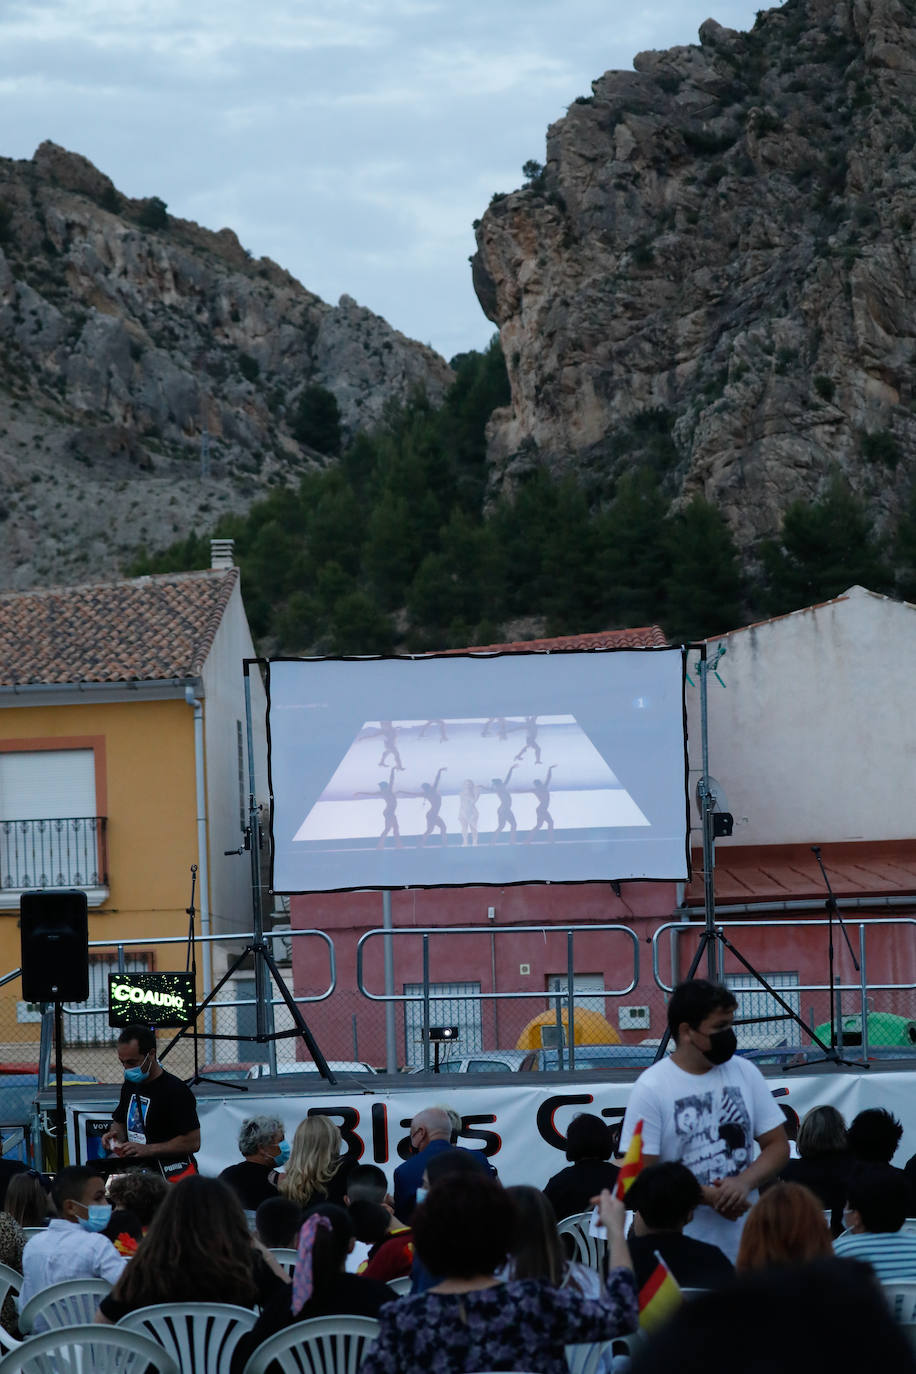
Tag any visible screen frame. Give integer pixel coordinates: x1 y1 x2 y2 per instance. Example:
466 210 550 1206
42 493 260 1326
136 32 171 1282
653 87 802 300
258 646 693 894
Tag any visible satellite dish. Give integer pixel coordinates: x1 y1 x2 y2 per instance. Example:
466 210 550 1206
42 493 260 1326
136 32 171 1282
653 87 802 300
696 775 729 817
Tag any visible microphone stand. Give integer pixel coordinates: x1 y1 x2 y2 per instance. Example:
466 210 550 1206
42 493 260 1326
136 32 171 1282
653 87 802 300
811 845 868 1068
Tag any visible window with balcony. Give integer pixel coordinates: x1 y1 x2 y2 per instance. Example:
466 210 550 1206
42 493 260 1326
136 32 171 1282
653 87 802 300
0 746 108 902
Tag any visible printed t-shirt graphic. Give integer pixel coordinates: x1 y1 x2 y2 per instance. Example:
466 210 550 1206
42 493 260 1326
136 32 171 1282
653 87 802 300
125 1092 148 1144
672 1086 751 1187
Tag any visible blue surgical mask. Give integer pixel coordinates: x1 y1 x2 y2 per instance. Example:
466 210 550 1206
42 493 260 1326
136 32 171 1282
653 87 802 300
415 1187 428 1206
124 1052 152 1084
274 1140 291 1167
78 1203 112 1233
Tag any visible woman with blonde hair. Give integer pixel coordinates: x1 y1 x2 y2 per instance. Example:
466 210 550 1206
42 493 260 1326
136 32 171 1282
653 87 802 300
779 1103 852 1235
280 1115 346 1208
736 1181 833 1272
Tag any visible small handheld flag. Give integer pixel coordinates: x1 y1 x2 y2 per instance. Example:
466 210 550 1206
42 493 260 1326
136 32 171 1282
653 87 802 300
638 1251 682 1331
615 1118 644 1200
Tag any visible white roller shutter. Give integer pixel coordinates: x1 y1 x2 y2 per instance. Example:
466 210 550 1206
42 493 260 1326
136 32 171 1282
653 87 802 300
0 750 96 820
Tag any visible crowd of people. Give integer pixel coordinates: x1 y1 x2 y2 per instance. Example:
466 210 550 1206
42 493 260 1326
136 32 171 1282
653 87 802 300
4 993 916 1372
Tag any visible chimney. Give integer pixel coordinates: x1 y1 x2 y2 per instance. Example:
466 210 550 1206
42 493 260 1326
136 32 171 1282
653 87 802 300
210 538 235 569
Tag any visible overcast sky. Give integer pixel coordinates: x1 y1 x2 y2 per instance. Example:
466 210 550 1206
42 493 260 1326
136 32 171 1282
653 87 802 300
2 0 767 361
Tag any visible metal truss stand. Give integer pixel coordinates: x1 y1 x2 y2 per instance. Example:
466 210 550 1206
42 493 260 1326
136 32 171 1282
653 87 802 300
160 663 335 1085
654 644 851 1068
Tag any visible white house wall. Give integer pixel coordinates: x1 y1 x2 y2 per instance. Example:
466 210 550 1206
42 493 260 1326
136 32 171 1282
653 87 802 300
685 587 916 848
200 579 268 935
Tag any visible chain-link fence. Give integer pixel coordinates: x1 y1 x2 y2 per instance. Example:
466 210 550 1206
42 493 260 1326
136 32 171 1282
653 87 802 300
0 915 913 1098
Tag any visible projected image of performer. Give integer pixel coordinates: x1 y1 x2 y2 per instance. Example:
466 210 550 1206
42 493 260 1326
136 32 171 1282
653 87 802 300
512 715 542 764
355 768 405 848
481 717 509 739
359 721 405 770
486 764 518 842
419 719 449 742
525 764 557 842
458 779 482 846
403 767 448 846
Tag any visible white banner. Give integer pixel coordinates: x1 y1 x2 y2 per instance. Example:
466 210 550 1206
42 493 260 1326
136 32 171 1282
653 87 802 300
68 1067 916 1188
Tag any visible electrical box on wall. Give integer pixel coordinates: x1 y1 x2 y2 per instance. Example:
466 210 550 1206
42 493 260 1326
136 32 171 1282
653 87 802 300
619 1005 650 1031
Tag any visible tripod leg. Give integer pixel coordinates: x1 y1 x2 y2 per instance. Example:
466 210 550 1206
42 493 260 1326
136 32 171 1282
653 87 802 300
717 933 830 1052
260 946 337 1085
653 931 713 1062
159 948 254 1064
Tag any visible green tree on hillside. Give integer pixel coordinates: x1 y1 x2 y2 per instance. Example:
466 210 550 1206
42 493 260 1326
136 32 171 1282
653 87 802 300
760 475 892 615
292 385 342 454
663 497 744 642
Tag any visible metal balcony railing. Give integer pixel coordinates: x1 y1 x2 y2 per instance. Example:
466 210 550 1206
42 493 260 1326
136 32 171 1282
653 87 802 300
0 817 108 890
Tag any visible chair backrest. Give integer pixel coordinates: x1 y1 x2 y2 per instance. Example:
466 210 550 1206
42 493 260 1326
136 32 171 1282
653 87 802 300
556 1212 607 1271
119 1302 258 1374
0 1261 21 1311
18 1278 113 1334
566 1340 616 1374
386 1276 411 1296
0 1321 180 1373
269 1248 298 1277
241 1314 380 1374
883 1280 916 1325
0 1263 23 1355
899 1221 916 1237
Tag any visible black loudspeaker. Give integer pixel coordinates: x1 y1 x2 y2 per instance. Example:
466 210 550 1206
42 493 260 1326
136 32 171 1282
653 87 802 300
20 890 90 1002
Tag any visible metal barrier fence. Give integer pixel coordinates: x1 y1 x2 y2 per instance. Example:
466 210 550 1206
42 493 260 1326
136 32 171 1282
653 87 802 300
356 923 641 1071
0 915 915 1088
653 917 916 1058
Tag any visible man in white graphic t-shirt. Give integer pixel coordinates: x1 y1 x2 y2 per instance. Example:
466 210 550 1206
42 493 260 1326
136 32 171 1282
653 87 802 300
619 979 788 1263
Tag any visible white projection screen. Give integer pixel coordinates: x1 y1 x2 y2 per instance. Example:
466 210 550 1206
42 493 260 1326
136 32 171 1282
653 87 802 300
267 648 689 893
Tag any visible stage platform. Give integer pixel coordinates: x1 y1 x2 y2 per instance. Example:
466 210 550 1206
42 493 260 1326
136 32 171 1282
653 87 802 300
39 1054 916 1190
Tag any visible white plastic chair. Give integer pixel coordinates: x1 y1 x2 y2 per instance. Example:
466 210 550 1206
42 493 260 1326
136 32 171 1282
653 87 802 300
0 1321 179 1372
0 1263 21 1315
566 1340 616 1373
883 1280 916 1350
385 1276 411 1296
0 1263 23 1354
241 1314 380 1374
119 1302 258 1374
269 1249 298 1277
18 1278 113 1334
557 1212 606 1272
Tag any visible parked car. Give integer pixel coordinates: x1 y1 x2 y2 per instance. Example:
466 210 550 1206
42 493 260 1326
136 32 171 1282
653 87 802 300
520 1043 667 1071
407 1050 529 1074
245 1060 377 1078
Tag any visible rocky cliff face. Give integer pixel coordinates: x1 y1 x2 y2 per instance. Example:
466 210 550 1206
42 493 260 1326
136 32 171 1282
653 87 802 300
472 0 916 550
0 142 452 588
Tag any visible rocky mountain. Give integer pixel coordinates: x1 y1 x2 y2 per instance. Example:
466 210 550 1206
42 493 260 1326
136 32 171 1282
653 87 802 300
472 0 916 553
0 142 452 589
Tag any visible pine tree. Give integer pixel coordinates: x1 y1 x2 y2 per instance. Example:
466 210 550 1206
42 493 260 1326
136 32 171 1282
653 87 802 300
760 475 892 616
663 497 744 642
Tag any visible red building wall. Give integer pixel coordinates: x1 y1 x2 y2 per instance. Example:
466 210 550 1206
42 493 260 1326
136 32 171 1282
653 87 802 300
290 881 680 1065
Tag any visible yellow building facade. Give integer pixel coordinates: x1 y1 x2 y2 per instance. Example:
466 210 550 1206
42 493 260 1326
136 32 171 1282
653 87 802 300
0 566 267 1079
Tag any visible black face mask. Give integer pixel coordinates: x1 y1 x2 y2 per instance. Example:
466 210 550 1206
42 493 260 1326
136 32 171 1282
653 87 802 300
702 1027 737 1065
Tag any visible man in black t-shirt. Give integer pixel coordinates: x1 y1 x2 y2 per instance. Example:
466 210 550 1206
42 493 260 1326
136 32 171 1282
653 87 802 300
626 1160 735 1290
101 1024 200 1182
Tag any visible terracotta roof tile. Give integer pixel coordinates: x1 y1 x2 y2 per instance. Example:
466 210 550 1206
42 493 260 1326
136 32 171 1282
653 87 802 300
685 841 916 907
447 627 669 654
0 569 239 686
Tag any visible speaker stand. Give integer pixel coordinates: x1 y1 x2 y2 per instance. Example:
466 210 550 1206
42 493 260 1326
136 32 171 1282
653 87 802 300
53 1000 65 1171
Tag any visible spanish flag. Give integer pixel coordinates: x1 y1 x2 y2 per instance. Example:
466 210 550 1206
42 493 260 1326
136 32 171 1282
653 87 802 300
615 1118 644 1200
638 1252 682 1332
